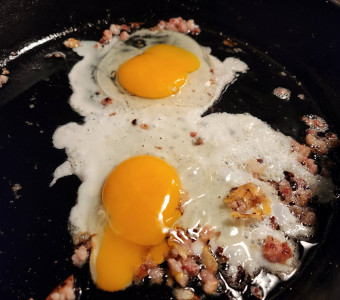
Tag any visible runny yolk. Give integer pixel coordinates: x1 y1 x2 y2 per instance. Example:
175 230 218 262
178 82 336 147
117 44 200 99
95 155 182 291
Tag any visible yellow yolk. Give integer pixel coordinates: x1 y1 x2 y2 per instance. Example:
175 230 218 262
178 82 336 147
95 155 182 291
117 44 200 99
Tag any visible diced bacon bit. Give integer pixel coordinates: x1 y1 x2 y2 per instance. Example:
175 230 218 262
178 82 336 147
223 38 238 47
101 97 113 105
135 263 149 281
306 132 339 154
155 146 163 150
168 228 193 260
180 257 201 276
190 131 197 137
193 137 204 146
279 173 312 207
262 235 292 264
200 269 219 295
290 206 316 226
45 52 66 59
109 24 121 35
273 87 291 100
302 115 339 155
140 123 149 130
71 233 92 267
224 182 271 220
251 285 264 299
98 29 113 45
120 31 130 41
270 216 280 230
302 115 329 132
166 275 175 287
215 246 229 263
71 245 89 267
173 288 197 300
149 267 164 284
109 112 116 117
198 225 215 243
2 68 10 75
129 22 143 30
298 94 305 100
0 75 8 87
134 256 158 281
46 275 75 300
228 265 249 290
291 140 318 174
151 17 200 35
63 38 80 49
167 258 189 287
169 247 179 258
201 245 218 273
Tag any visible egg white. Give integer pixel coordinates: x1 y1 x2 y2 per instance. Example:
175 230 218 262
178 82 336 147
52 28 333 288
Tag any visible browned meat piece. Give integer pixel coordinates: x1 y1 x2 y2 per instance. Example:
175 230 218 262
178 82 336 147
262 236 292 264
46 275 75 300
291 140 318 174
200 269 218 295
167 258 189 287
149 267 164 284
198 225 215 243
180 257 200 276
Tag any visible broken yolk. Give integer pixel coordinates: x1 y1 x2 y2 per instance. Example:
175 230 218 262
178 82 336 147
95 155 182 291
117 44 200 99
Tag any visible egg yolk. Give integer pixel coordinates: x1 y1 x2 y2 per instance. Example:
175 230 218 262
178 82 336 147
117 44 200 99
95 155 182 291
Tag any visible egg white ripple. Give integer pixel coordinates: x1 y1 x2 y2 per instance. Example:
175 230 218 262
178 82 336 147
52 29 334 281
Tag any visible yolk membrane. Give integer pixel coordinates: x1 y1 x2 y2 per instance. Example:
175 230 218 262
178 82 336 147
95 155 182 291
117 44 200 99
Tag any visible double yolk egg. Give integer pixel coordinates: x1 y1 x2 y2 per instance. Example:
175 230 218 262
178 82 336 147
94 43 200 291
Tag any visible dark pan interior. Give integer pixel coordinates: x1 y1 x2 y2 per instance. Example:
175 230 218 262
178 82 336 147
1 1 340 299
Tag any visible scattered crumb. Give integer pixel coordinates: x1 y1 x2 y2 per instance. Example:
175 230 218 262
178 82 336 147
12 183 22 199
193 137 204 146
223 38 238 47
233 48 244 53
140 124 149 130
297 94 305 100
45 52 66 59
101 97 113 105
280 71 287 76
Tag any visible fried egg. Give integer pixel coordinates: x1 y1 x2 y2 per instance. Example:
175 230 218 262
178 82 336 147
52 27 334 295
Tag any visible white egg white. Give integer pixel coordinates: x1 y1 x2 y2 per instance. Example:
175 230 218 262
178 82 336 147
52 28 334 288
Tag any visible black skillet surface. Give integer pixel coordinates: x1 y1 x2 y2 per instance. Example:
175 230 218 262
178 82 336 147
1 0 340 299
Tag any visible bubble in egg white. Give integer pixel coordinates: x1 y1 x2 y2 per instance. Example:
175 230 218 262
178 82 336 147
52 28 334 288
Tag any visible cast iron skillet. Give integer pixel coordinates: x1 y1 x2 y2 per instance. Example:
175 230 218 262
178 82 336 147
0 0 340 299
